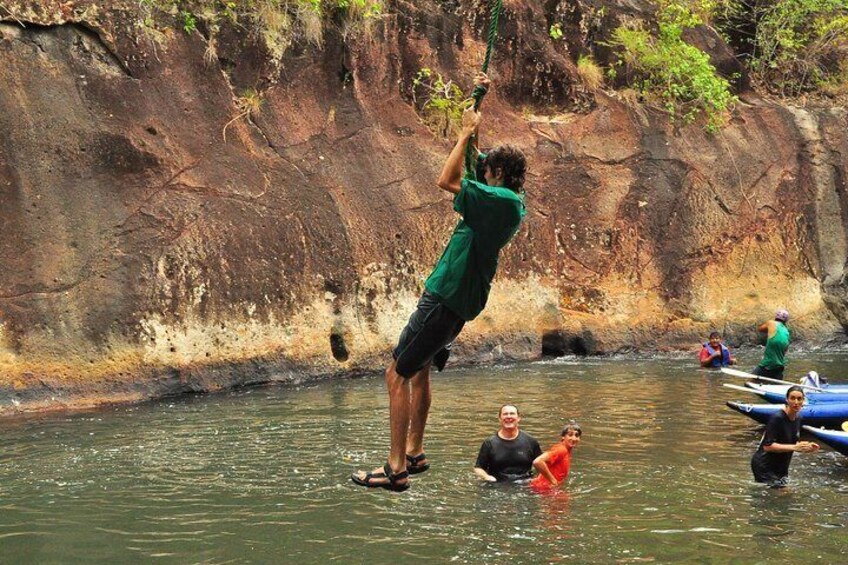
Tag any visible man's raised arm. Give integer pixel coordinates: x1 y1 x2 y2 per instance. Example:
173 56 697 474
436 72 491 194
436 108 481 194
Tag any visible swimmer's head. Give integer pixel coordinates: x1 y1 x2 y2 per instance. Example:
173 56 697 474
499 404 520 417
498 404 521 430
561 422 582 437
785 386 806 411
561 421 582 448
785 385 805 399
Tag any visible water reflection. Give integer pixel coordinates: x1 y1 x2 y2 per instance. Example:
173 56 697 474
1 352 848 562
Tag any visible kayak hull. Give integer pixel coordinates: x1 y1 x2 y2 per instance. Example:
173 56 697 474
745 383 848 404
802 425 848 457
745 382 848 393
726 401 848 428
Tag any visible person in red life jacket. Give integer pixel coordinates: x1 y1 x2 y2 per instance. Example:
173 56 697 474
699 331 736 368
530 422 582 492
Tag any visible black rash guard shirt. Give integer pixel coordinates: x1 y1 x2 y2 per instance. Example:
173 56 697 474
751 409 800 484
475 430 542 482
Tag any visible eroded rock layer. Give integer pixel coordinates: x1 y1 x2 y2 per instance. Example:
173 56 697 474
1 0 846 414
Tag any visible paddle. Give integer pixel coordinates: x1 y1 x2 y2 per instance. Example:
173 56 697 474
719 367 832 393
722 383 767 397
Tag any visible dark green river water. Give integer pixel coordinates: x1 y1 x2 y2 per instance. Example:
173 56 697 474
2 351 848 563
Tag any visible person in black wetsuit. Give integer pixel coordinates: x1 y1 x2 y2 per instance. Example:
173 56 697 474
751 385 819 488
474 404 542 482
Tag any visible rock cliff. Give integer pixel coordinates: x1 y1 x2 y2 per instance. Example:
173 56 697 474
1 0 846 414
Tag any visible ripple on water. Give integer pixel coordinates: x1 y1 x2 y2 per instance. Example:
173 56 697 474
3 354 848 562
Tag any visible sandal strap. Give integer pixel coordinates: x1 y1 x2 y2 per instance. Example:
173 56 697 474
366 468 388 480
383 463 409 483
406 453 427 465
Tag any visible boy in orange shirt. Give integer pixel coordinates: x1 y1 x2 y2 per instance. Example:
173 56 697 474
530 422 582 491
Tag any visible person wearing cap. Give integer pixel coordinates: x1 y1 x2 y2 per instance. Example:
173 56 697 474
474 404 542 483
699 331 736 368
530 422 582 492
751 309 791 380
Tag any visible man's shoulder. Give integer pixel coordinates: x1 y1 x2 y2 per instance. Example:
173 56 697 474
481 434 498 446
518 430 539 443
461 178 522 201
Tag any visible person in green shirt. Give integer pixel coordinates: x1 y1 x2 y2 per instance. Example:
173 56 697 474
352 73 527 491
751 309 791 380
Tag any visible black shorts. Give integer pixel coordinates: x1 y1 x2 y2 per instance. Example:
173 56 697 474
751 365 785 380
393 291 465 378
751 458 788 488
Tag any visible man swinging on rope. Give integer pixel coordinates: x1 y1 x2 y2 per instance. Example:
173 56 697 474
352 73 527 491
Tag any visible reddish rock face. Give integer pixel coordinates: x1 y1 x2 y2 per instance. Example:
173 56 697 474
0 1 845 413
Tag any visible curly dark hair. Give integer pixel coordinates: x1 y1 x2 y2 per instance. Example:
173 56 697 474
484 144 527 192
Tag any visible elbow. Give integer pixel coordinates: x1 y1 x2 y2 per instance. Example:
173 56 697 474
437 178 459 194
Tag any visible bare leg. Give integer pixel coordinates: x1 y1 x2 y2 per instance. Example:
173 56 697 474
406 363 431 458
352 361 414 487
386 362 412 473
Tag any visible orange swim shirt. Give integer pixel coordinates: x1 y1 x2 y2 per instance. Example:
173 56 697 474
530 443 572 491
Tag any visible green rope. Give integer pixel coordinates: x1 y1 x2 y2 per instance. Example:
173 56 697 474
464 0 503 180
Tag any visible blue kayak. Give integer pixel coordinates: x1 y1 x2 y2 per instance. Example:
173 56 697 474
745 383 848 404
802 426 848 457
726 401 848 428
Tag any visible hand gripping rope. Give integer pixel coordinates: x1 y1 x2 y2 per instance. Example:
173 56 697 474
463 0 503 181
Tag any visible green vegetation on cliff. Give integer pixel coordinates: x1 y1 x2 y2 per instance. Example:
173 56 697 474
719 0 848 96
138 0 381 61
140 0 382 24
604 0 847 130
608 0 737 132
410 68 473 139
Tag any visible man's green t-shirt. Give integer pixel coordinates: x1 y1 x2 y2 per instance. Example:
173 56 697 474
759 321 790 370
424 178 526 321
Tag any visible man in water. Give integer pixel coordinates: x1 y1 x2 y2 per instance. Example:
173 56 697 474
352 73 527 491
752 309 791 380
699 331 736 368
474 404 542 483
